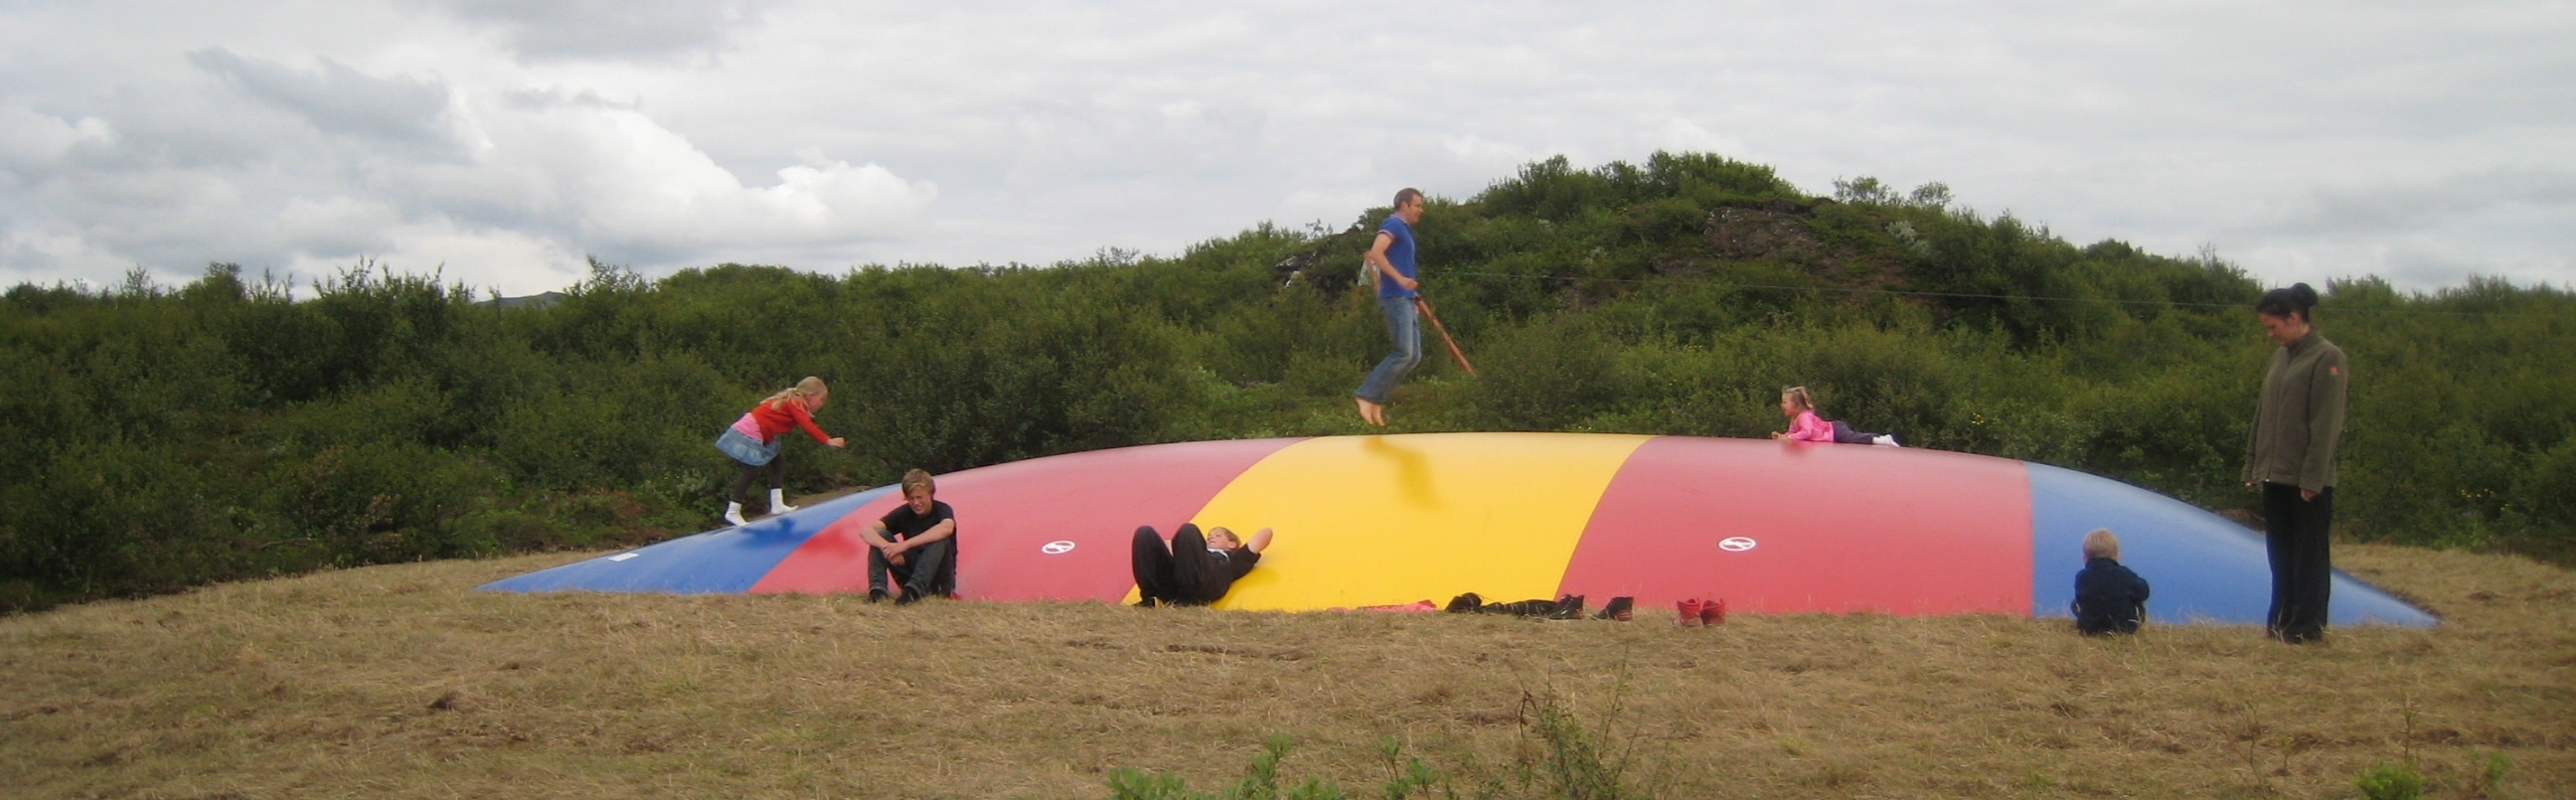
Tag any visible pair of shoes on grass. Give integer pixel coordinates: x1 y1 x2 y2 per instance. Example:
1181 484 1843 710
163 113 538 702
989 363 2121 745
1442 592 1628 622
866 588 921 605
2268 626 2323 645
1675 597 1728 626
1549 594 1636 621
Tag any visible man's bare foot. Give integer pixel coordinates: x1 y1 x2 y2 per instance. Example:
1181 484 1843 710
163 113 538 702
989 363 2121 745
1355 397 1385 426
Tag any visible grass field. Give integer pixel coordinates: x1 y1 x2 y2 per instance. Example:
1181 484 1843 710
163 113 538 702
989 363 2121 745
3 544 2570 799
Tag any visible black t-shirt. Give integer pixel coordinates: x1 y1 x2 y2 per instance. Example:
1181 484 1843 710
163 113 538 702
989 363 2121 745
1208 547 1260 582
879 500 956 542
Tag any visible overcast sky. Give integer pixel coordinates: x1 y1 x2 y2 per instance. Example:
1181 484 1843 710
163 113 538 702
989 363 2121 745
3 0 2568 297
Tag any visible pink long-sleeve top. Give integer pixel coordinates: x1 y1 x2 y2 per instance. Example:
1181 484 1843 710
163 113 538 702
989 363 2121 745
1784 410 1836 443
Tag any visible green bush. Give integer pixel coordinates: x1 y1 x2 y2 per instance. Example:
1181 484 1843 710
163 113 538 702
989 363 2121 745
1470 320 1622 430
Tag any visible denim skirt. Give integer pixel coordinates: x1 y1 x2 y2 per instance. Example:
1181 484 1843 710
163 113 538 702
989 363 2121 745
715 428 780 466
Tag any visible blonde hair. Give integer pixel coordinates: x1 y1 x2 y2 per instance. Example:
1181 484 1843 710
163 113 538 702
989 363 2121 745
763 376 829 410
2082 529 2121 560
1781 386 1815 412
899 468 935 497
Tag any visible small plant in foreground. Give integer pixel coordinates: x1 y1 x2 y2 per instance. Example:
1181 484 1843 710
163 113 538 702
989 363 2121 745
1373 736 1451 800
2354 761 2426 800
1513 688 1634 800
1102 733 1450 800
2461 748 2512 799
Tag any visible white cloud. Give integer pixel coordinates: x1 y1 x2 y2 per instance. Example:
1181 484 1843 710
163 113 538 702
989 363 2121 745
1 222 123 286
2274 168 2576 237
415 0 782 63
0 107 116 175
1 0 2571 293
1 36 936 292
425 90 935 264
282 216 587 296
1654 119 1748 164
188 49 457 147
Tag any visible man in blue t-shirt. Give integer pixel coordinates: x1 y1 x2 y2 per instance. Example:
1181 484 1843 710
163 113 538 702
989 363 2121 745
1355 187 1426 425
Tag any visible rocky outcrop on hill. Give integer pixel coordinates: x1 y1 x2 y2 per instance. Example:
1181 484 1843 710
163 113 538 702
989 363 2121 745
1273 228 1372 294
1704 200 1825 262
1700 198 1906 291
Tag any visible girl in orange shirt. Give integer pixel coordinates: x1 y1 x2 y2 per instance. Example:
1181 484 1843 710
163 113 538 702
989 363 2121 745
714 377 846 525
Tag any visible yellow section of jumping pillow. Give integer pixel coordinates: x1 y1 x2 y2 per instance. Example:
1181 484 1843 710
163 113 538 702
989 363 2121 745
1187 432 1652 611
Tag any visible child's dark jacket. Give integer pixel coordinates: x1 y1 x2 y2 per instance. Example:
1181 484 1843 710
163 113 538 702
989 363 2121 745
2072 558 2152 635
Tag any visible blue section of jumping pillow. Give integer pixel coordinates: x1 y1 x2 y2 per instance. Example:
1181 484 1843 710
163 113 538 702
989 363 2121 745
476 485 897 593
2024 462 2435 627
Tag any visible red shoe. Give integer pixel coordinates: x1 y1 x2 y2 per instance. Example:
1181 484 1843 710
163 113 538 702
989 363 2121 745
1702 597 1727 626
1676 598 1702 627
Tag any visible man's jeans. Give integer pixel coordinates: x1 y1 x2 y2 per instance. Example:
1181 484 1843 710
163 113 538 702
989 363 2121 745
1356 295 1422 404
869 537 955 598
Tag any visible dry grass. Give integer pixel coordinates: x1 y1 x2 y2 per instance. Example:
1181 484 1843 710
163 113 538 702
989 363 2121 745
3 544 2570 799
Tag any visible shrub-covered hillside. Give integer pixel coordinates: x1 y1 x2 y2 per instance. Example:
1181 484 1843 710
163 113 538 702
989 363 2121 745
4 151 2570 611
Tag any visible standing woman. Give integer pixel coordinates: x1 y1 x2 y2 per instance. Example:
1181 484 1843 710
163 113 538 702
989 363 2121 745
716 377 847 526
2244 283 2348 644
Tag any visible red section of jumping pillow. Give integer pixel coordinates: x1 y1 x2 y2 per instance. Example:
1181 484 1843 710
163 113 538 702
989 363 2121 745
1558 436 2032 615
749 437 1305 600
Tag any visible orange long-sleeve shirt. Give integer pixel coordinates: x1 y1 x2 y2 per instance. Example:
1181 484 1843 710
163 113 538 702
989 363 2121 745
730 398 832 444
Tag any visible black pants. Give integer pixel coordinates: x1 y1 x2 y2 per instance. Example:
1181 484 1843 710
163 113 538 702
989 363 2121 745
869 537 956 598
1132 525 1229 606
729 458 784 505
2263 482 2334 642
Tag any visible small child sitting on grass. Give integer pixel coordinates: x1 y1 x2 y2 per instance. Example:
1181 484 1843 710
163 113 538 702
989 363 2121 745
2071 528 2152 635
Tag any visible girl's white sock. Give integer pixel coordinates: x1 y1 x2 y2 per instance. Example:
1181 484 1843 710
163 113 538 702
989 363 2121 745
770 488 797 514
724 502 748 526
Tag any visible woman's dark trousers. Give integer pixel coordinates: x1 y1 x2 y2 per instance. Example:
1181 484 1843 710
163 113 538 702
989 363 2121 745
2263 482 2334 643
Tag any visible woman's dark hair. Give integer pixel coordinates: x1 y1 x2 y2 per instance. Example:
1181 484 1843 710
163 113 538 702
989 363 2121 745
2256 282 2320 322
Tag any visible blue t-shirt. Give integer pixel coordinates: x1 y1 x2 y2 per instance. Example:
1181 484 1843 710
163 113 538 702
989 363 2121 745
1374 215 1418 299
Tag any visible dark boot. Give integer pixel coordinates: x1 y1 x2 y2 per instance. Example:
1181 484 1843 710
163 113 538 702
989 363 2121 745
1591 596 1633 621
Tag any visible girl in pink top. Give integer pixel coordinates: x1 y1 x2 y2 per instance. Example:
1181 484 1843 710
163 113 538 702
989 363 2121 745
1770 386 1900 446
714 376 847 526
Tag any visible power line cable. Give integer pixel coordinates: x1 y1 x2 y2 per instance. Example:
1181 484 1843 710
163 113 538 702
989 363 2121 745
1412 268 2573 319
